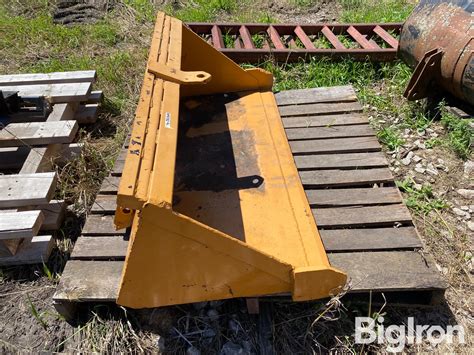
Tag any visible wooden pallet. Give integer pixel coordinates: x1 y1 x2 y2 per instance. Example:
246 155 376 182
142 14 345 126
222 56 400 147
0 71 102 266
53 85 446 316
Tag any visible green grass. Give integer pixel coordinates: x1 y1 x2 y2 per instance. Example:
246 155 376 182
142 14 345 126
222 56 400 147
377 127 405 151
166 0 277 23
440 110 473 160
339 0 415 22
396 178 448 215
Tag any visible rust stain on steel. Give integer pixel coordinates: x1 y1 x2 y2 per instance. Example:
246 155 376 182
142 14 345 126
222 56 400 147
400 0 474 105
186 22 402 63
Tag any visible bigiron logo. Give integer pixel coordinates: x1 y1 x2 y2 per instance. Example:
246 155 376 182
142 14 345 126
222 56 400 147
355 316 465 352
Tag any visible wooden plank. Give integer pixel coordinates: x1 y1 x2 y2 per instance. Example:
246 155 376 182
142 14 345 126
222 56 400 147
0 235 54 266
74 104 99 124
17 200 66 230
282 113 367 128
300 168 393 187
22 101 82 178
100 176 120 194
48 102 78 121
53 260 123 301
275 85 356 106
87 91 103 104
286 124 374 140
0 82 92 103
111 149 127 176
314 204 412 228
0 172 56 208
71 236 129 260
91 195 117 214
321 227 421 251
53 252 445 302
0 71 96 86
19 144 62 174
0 144 81 171
294 152 388 170
0 211 44 240
0 146 29 170
279 101 362 117
291 137 380 154
306 187 401 206
82 215 126 235
0 120 79 148
329 251 446 291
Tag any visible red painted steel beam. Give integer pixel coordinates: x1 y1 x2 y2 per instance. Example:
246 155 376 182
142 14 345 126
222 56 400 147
186 22 402 63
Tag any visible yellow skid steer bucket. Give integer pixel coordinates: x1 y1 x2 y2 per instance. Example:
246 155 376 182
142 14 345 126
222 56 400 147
115 12 346 308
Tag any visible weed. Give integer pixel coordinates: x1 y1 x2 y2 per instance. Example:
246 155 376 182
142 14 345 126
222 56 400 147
257 12 277 23
377 127 405 151
27 295 48 330
425 137 442 149
313 34 332 49
252 33 266 49
223 31 235 48
396 178 447 215
42 262 55 281
212 0 236 12
440 110 473 160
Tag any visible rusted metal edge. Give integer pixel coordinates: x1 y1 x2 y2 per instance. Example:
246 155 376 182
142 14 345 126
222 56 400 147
186 22 403 63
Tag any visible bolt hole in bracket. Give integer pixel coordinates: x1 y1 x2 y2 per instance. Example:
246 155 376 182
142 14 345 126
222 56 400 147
147 61 211 85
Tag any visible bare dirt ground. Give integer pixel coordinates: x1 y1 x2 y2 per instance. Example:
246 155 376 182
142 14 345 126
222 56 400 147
0 1 472 353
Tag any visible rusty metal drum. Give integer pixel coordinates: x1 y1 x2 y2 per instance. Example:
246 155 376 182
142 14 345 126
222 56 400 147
400 0 473 105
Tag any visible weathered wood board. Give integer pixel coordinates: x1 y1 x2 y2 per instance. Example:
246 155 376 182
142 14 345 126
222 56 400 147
0 172 56 208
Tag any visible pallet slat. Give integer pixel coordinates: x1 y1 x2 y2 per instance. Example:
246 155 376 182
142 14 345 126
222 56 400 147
0 172 56 208
0 70 96 86
329 251 446 291
0 210 44 240
300 168 393 187
314 204 412 228
91 195 117 214
0 235 54 266
291 137 381 154
0 82 92 103
279 101 362 117
54 260 122 301
306 187 401 206
294 152 387 170
74 104 99 124
0 121 79 148
321 227 422 251
282 113 367 128
71 236 129 260
54 251 446 301
275 85 356 106
286 124 374 140
82 215 126 235
100 176 120 194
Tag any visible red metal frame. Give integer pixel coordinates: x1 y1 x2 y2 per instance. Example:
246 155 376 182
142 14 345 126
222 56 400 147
186 22 402 63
